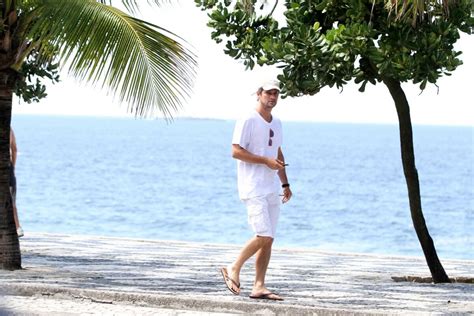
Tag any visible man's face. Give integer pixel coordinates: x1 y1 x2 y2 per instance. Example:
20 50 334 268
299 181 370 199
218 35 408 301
259 89 280 109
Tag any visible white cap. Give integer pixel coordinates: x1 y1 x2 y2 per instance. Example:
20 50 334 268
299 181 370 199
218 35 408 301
260 80 280 91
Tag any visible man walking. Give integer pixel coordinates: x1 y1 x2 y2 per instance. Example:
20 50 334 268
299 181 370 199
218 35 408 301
220 80 292 301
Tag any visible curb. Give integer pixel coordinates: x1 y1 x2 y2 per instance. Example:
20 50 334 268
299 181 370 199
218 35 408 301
2 283 380 316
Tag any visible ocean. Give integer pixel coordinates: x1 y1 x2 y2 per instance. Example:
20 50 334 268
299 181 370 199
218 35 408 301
11 115 473 260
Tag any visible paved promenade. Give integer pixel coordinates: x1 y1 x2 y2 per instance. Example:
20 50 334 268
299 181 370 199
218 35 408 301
0 233 473 315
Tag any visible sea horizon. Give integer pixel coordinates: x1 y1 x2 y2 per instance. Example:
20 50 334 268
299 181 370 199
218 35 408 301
11 114 473 260
12 112 474 128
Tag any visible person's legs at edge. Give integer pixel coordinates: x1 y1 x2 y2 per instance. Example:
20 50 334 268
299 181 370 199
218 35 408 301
10 172 23 237
12 195 23 237
12 204 19 230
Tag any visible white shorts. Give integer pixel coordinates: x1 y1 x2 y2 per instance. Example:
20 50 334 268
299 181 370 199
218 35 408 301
243 193 281 238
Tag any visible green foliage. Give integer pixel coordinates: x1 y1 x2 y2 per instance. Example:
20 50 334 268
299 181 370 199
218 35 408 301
14 50 60 104
2 0 197 118
196 0 473 96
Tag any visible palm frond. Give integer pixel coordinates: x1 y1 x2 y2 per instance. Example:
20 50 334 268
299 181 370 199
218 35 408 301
116 0 171 14
385 0 455 25
24 0 197 118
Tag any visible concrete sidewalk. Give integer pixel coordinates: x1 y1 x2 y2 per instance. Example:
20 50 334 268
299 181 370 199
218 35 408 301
0 233 472 315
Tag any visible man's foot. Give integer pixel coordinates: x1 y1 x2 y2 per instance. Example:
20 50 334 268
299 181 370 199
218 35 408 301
220 267 240 295
249 292 283 301
17 227 24 238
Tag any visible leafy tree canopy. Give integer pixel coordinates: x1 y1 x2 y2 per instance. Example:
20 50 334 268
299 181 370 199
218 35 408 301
196 0 473 97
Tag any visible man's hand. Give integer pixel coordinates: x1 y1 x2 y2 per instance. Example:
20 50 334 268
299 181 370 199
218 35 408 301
265 158 286 170
282 187 292 203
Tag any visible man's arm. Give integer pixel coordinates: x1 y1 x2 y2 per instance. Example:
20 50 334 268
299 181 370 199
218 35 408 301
10 129 17 167
232 144 285 170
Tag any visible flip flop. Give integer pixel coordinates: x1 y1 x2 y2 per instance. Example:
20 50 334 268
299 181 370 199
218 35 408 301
220 267 240 295
249 292 284 301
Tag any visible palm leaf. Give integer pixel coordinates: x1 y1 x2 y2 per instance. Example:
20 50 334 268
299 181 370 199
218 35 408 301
385 0 455 25
23 0 197 118
112 0 170 13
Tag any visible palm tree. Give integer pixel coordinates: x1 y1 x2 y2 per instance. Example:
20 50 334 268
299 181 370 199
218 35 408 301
0 0 196 270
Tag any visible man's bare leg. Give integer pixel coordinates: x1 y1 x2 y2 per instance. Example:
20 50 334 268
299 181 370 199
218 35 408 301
252 238 273 294
227 236 272 293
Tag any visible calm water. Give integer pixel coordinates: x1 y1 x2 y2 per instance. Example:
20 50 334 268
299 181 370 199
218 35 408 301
11 115 474 260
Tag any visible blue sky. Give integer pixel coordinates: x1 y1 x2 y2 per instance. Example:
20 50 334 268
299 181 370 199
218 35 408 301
13 2 474 126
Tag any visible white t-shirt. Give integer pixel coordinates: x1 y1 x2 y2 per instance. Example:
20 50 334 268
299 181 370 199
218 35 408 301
232 110 283 199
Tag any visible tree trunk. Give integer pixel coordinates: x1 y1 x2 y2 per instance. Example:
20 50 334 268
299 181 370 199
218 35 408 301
382 76 450 283
0 69 21 270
